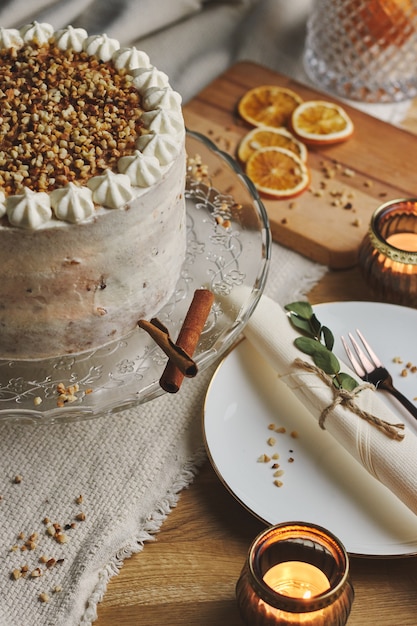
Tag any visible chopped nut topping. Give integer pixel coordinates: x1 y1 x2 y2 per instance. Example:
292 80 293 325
0 42 143 195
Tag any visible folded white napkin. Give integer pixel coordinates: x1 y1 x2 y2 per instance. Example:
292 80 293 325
240 294 417 516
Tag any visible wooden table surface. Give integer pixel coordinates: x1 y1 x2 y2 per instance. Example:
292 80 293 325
94 66 417 625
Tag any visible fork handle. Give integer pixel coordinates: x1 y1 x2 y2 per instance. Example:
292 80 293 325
380 380 417 420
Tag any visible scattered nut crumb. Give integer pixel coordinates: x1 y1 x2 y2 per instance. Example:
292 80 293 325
257 454 271 463
30 568 42 578
56 382 80 407
39 592 49 604
33 396 42 406
267 437 276 446
273 480 284 488
13 475 22 484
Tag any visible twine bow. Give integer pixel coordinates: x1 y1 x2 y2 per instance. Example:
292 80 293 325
294 358 405 441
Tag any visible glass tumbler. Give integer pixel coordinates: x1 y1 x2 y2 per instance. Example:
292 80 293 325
304 0 417 102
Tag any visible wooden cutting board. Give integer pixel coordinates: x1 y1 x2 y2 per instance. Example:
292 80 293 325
183 61 417 269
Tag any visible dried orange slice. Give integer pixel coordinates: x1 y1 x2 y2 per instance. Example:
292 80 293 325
238 85 303 128
245 147 310 199
237 127 308 164
291 100 354 145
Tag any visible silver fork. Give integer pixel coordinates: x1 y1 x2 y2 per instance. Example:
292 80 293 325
341 329 417 420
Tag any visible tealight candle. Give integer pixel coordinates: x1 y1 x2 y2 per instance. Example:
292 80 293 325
236 522 354 626
358 199 417 307
263 561 330 598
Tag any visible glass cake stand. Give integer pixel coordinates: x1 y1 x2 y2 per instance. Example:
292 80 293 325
0 130 271 424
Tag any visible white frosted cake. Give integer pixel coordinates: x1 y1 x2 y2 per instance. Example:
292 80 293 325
0 22 186 359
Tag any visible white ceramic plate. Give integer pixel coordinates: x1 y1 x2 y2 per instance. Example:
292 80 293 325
203 301 417 557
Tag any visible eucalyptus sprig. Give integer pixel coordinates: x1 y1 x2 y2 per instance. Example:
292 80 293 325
284 301 358 392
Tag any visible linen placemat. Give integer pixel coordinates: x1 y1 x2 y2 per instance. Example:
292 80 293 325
0 243 326 626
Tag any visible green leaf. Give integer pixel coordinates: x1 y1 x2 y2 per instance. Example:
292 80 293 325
312 349 340 375
334 372 358 391
309 314 322 338
294 336 326 356
284 301 314 320
322 326 334 351
288 314 315 336
285 299 351 391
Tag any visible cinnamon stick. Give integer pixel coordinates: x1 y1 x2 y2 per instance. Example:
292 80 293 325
160 289 215 393
137 318 197 377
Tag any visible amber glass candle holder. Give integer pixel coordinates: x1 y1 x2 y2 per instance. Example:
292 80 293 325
236 522 354 626
358 199 417 307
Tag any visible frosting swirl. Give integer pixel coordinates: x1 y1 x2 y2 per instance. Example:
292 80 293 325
0 27 23 49
87 170 134 209
53 26 88 52
6 188 52 229
112 46 151 71
50 183 95 223
132 66 169 90
83 33 120 62
136 132 181 166
0 190 6 218
118 151 162 187
20 21 54 45
142 86 182 113
141 109 185 137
